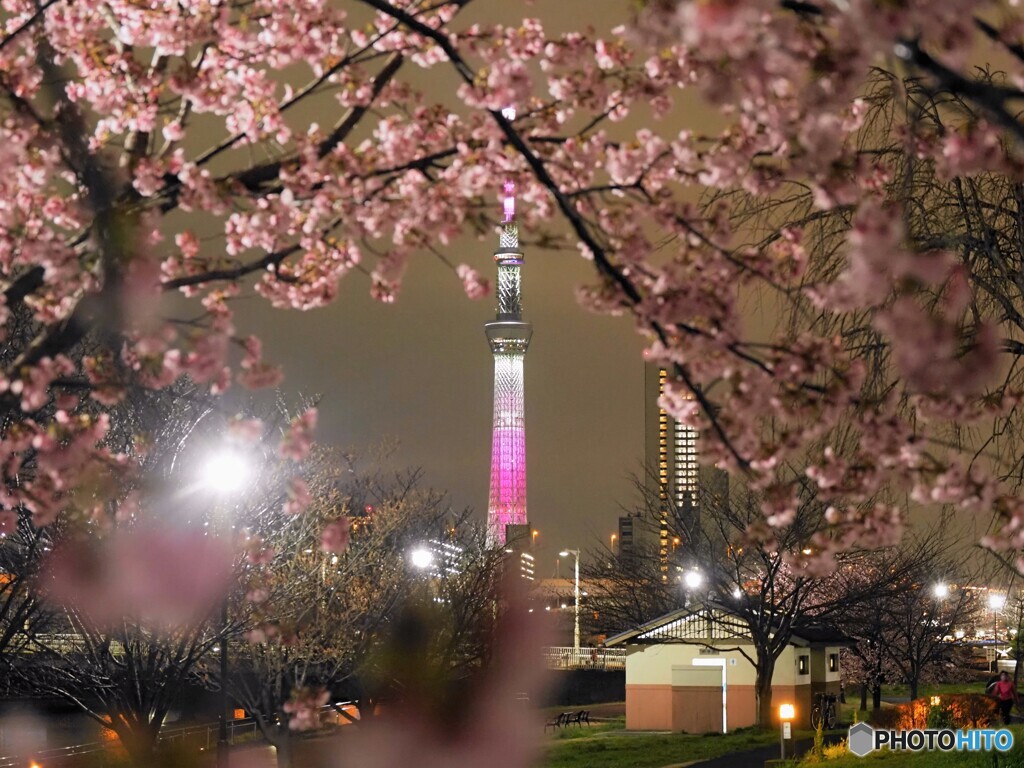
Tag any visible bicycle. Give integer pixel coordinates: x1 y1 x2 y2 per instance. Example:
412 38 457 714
810 692 838 730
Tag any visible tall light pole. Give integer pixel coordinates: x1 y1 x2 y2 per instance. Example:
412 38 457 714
200 447 251 768
559 550 580 651
989 592 1007 669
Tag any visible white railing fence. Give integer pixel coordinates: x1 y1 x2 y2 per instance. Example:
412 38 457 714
542 646 625 670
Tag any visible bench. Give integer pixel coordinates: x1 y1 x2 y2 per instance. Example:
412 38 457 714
570 710 591 727
544 711 572 731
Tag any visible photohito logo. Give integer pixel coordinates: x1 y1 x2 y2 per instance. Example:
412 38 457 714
847 722 1014 756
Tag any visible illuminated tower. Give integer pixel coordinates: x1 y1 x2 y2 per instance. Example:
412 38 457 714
486 108 532 546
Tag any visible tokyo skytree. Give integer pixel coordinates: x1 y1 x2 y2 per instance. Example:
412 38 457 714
485 107 532 546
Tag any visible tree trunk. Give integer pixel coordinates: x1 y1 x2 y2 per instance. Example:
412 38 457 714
909 678 919 701
860 683 868 711
113 720 158 766
274 730 294 768
871 683 881 711
755 659 776 728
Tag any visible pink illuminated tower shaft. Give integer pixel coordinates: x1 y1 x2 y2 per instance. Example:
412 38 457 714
485 108 532 546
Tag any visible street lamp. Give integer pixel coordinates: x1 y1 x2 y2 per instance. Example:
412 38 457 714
779 704 795 759
989 593 1006 662
683 570 704 590
933 583 950 599
200 448 251 495
410 547 434 570
559 549 581 651
610 533 617 554
200 445 252 768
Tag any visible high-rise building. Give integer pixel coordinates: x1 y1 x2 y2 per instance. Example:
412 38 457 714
485 111 532 546
643 363 710 578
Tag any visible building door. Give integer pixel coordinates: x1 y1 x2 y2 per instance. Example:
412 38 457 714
670 665 725 734
692 658 727 733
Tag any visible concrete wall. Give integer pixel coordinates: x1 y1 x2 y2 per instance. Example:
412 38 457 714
546 669 625 706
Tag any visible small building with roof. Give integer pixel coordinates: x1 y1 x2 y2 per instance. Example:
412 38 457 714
603 605 848 732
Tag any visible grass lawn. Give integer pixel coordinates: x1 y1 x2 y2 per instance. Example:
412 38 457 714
542 723 779 768
878 681 990 700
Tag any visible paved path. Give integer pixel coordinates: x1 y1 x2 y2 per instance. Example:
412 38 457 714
679 734 845 768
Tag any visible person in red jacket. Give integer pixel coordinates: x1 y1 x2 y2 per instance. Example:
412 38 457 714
987 671 1019 724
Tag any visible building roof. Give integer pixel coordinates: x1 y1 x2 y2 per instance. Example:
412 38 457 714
603 604 854 648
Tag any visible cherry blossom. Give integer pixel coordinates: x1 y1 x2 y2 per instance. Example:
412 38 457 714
320 518 351 555
40 526 233 629
278 409 317 462
1 0 1024 689
283 687 329 731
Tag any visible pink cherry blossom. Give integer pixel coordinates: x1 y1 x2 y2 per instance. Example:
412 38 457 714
283 476 312 516
456 264 489 300
283 687 329 731
320 518 351 554
278 408 317 462
40 526 233 629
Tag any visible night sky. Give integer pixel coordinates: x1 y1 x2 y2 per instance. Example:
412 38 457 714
239 233 647 576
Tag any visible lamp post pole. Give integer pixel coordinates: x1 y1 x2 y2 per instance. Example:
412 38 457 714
218 597 229 768
779 704 795 760
560 550 580 652
989 593 1006 672
199 445 252 768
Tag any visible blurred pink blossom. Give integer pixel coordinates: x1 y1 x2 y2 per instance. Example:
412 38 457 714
320 518 350 554
279 408 317 461
40 526 233 629
283 687 329 731
330 581 552 768
0 510 16 535
283 476 311 516
456 264 489 300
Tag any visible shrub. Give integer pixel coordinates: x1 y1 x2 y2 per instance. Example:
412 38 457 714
822 741 848 760
877 695 998 730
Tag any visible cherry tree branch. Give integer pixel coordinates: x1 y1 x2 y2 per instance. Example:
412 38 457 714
356 0 752 469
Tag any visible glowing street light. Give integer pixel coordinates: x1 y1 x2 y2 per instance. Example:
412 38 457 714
933 583 950 599
683 570 704 590
989 593 1007 656
200 447 251 494
410 547 434 570
779 704 795 759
